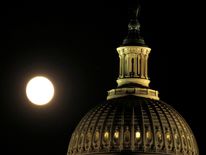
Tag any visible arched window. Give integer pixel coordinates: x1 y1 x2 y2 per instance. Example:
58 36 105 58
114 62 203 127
137 55 141 76
131 58 134 73
130 58 134 77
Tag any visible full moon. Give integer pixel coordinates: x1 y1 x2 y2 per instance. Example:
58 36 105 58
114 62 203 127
26 76 55 105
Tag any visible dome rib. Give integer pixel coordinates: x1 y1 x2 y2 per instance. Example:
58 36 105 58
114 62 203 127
139 100 145 151
108 104 118 150
165 104 187 152
79 105 102 152
69 107 96 152
86 104 105 151
131 107 135 150
100 104 115 150
91 104 108 151
156 101 175 152
162 103 183 153
150 102 166 151
133 98 143 151
143 99 156 150
169 105 191 153
120 102 124 150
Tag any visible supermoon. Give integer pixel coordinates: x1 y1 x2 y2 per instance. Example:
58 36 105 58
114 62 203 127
26 76 55 105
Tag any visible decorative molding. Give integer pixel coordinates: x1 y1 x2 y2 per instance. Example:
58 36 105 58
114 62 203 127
107 87 159 100
116 78 150 87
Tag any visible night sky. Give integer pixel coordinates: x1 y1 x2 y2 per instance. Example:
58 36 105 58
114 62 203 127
0 0 205 154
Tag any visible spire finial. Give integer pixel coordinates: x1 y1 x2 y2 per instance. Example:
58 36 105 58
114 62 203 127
128 6 140 31
136 6 140 17
122 4 146 46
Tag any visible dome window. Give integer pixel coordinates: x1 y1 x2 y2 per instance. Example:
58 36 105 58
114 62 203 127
103 131 110 143
113 130 120 144
146 130 153 143
124 127 131 145
182 135 187 146
74 135 78 148
156 131 163 143
174 134 181 146
85 132 91 144
114 131 120 139
187 136 191 148
135 131 141 141
78 134 84 151
166 132 172 144
94 131 100 143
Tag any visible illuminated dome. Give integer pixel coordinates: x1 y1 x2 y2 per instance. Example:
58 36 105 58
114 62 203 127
68 96 198 155
67 5 199 155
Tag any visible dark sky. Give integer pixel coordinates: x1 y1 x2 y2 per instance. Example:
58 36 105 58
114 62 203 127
0 0 205 154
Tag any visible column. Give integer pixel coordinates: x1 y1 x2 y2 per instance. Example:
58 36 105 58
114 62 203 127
134 54 138 77
141 53 145 78
128 54 131 77
145 54 149 79
119 55 122 78
122 54 125 78
125 55 128 77
127 55 129 77
137 54 140 76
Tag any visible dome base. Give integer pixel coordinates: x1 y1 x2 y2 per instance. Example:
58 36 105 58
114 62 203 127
107 87 159 100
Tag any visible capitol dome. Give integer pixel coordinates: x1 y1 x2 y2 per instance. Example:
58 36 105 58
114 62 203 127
67 4 199 155
68 96 198 155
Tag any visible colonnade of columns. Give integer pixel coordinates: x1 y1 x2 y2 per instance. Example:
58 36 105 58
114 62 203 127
117 46 150 80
